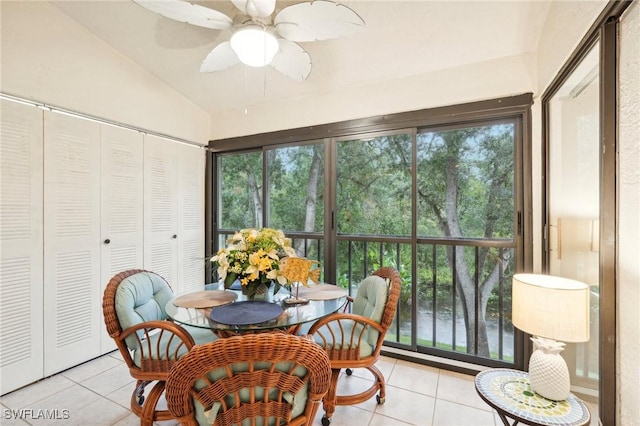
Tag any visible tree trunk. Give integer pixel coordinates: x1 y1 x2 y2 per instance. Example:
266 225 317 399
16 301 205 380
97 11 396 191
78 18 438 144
292 146 322 255
246 168 262 227
304 147 321 232
441 149 494 356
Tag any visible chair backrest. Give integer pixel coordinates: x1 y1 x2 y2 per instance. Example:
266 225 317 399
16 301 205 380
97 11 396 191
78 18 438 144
165 334 332 426
103 269 174 349
352 274 391 345
370 267 401 331
366 267 401 351
103 269 196 375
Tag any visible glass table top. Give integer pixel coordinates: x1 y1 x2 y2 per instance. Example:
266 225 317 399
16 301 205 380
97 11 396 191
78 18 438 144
165 283 348 334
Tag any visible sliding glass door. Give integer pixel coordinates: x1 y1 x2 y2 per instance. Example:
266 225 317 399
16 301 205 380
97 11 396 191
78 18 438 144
210 95 532 369
546 41 600 413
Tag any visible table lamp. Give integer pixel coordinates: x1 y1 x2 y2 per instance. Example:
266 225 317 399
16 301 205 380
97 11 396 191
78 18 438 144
512 273 590 401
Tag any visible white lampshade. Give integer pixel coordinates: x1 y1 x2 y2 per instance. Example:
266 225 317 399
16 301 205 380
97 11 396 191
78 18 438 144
512 273 590 342
230 26 279 67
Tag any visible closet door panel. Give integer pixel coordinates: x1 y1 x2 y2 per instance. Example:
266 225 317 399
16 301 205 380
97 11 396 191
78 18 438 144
100 125 144 352
177 145 205 294
43 111 101 375
143 136 178 287
0 100 44 394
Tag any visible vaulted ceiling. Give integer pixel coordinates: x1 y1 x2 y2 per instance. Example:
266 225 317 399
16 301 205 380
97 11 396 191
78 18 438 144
52 1 552 116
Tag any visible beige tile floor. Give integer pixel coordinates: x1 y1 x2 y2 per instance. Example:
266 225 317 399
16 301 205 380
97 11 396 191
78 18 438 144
0 352 500 426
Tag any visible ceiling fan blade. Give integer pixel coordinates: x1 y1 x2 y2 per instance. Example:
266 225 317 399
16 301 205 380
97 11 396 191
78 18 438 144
133 0 232 30
274 0 365 42
231 0 276 18
270 39 312 81
200 42 240 73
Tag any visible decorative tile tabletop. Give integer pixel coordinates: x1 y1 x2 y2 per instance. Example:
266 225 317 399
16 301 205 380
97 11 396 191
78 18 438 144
475 368 590 426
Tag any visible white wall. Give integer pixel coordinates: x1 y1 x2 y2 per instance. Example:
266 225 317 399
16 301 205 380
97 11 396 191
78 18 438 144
618 3 640 424
536 0 608 92
209 52 536 140
0 1 210 144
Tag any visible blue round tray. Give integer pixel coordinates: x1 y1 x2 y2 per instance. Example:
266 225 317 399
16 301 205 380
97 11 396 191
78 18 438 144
209 301 283 326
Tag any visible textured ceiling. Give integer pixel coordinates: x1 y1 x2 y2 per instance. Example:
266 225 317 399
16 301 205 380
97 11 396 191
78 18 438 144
52 0 552 116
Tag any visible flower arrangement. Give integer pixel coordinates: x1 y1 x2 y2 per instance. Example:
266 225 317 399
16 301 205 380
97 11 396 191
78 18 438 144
210 228 297 297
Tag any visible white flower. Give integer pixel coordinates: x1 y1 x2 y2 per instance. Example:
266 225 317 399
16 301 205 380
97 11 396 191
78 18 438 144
209 227 303 290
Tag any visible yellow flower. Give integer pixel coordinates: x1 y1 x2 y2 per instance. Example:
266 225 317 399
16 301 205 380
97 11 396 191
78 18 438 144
209 227 317 292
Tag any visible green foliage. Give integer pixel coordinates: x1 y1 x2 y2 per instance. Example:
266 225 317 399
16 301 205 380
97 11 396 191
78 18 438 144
219 151 263 229
337 134 412 236
416 125 514 238
268 145 324 232
216 123 517 361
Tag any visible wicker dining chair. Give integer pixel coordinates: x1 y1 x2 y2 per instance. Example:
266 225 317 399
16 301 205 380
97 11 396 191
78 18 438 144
165 333 332 426
306 266 402 426
102 269 217 426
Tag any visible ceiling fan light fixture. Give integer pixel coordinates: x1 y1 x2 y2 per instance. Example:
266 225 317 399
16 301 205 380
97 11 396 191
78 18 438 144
230 26 279 67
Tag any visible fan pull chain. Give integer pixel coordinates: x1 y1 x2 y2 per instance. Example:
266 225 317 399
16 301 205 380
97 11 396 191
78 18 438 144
263 65 268 98
244 65 249 115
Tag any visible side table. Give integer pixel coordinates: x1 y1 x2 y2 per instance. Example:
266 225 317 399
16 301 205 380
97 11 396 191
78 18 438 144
475 368 591 426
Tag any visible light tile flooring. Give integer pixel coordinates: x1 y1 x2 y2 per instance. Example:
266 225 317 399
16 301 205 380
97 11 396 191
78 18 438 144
0 352 597 426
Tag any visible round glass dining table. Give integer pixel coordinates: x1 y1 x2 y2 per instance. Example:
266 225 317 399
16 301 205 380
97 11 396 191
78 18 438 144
165 283 348 337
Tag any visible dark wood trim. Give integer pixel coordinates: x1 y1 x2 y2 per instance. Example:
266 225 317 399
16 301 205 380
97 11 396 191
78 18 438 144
204 149 213 270
599 14 619 426
541 101 550 272
205 150 217 285
522 108 533 273
324 139 336 285
208 93 533 152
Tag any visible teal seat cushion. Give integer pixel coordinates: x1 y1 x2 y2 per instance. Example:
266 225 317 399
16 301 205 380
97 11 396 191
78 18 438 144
132 325 218 368
309 320 374 358
192 361 309 425
303 275 388 358
183 325 218 346
132 328 189 367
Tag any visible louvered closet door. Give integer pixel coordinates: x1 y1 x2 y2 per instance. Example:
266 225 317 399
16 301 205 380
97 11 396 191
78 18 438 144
100 125 143 353
144 135 178 289
43 111 101 375
0 100 44 394
177 144 205 294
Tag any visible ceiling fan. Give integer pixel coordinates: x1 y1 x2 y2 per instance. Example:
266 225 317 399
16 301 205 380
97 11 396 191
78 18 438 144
133 0 365 81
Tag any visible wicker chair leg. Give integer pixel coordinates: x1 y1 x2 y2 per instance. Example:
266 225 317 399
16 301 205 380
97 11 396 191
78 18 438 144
321 369 341 425
142 382 166 425
368 365 386 404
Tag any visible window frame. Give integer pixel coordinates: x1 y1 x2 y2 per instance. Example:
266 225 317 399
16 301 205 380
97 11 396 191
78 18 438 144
207 93 533 372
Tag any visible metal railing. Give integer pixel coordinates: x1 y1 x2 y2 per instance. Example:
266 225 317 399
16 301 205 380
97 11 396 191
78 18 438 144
213 230 517 367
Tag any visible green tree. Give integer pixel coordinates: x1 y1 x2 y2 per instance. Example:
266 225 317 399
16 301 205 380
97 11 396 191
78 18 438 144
219 151 263 229
218 125 514 358
269 145 323 234
336 134 412 236
417 125 514 357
